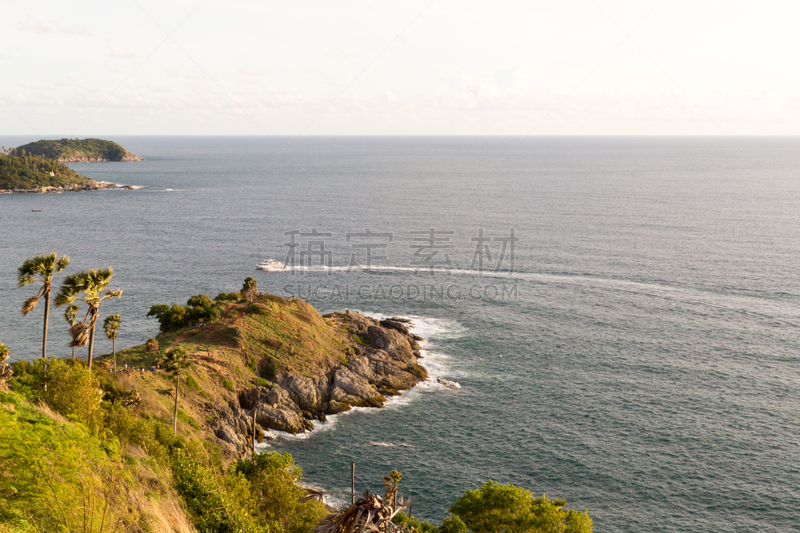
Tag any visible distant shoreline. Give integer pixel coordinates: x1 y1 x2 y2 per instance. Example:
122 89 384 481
0 181 135 194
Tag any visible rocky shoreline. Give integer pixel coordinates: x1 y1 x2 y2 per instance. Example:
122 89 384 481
210 311 428 455
57 153 143 162
0 180 135 194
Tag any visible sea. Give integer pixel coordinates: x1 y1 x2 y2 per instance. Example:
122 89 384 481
1 136 799 532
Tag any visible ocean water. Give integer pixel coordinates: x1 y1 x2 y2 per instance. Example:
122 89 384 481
2 136 800 532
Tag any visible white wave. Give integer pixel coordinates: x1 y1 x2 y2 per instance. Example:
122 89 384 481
365 441 412 447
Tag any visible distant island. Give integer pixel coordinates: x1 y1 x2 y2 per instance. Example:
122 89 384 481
11 138 143 162
0 148 133 192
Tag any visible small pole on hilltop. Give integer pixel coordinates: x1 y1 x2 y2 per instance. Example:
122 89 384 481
253 389 260 456
351 462 355 505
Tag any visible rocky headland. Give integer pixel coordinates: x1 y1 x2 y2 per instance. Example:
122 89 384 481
109 295 432 457
215 312 427 454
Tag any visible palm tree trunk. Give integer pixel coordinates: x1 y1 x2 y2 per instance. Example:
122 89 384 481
42 288 50 360
87 322 96 370
71 346 75 360
113 338 117 378
173 376 180 434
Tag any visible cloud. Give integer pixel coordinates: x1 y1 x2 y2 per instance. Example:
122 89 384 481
20 15 51 33
110 47 137 59
171 68 207 80
19 16 93 36
55 23 93 36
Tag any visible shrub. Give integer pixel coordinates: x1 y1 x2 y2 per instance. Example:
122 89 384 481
146 338 160 353
234 452 327 533
41 359 103 433
222 379 234 391
172 451 260 533
449 481 592 533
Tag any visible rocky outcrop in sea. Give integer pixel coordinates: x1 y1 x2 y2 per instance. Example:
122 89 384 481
210 311 427 455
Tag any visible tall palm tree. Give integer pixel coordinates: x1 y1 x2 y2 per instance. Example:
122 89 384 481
18 252 70 360
103 314 122 375
163 347 192 434
55 268 122 370
63 304 79 360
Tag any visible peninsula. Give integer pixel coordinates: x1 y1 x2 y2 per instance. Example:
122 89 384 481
0 150 133 193
12 138 143 162
124 291 428 455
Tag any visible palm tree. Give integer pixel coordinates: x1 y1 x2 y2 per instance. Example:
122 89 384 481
18 252 70 360
63 304 79 360
103 314 122 375
163 347 192 434
55 268 122 370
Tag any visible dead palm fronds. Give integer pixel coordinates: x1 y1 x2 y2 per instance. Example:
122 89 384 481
0 343 12 385
313 489 414 533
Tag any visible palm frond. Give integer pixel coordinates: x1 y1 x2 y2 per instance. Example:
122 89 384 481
103 314 122 339
63 304 79 326
69 322 89 347
302 487 328 504
22 295 40 316
17 252 69 287
0 363 12 383
163 347 192 377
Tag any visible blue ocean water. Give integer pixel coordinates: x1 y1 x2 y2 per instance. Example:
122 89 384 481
1 136 799 532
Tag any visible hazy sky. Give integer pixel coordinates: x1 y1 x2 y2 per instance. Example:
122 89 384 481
1 0 799 135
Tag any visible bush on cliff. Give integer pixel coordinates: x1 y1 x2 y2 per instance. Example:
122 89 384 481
148 293 224 333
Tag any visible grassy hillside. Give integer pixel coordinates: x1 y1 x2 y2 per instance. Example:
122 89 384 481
1 359 327 533
104 294 354 437
12 138 140 161
0 152 93 190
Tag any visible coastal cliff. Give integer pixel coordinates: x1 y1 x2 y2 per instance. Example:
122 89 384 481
109 294 428 457
217 311 426 453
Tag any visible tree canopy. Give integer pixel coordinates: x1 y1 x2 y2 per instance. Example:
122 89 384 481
12 138 132 161
448 481 592 533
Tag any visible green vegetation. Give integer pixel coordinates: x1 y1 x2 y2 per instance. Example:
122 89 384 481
0 149 93 190
12 138 136 161
147 294 225 333
2 357 328 533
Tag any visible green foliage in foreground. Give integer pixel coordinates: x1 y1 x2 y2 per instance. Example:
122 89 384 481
1 358 329 533
394 480 592 533
449 481 592 533
0 152 92 189
12 138 129 161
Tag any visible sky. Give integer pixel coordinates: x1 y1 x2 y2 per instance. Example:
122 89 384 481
1 0 799 136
